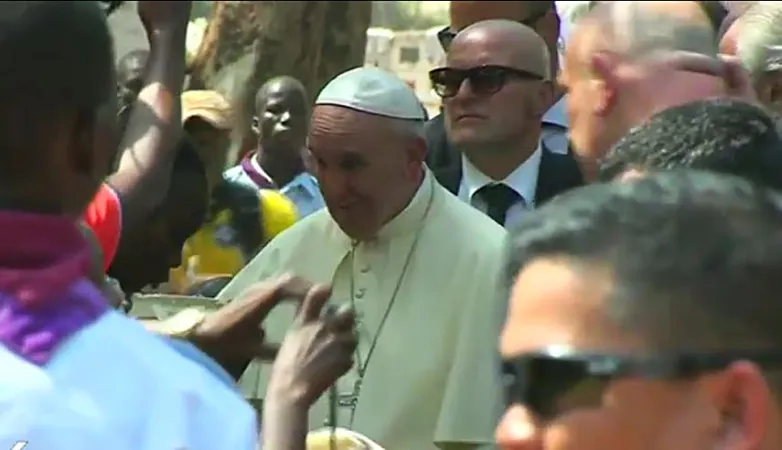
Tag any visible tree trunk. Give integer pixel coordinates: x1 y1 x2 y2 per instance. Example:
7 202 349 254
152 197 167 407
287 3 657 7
189 1 371 165
313 1 373 98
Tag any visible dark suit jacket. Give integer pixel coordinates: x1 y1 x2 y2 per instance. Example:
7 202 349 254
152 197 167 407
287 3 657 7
424 114 583 205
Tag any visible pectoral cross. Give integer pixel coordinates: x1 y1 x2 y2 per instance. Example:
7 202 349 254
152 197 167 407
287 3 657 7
338 378 362 409
323 378 363 428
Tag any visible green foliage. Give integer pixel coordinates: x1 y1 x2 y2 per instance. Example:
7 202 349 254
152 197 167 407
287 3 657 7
371 1 447 30
190 0 212 20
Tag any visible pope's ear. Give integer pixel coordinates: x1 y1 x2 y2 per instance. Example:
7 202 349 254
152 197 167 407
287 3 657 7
406 135 427 167
588 51 619 117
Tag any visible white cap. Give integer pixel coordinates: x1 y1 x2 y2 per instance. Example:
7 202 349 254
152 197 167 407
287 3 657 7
315 67 427 121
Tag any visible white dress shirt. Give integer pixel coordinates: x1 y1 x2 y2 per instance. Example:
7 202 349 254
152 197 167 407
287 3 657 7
457 146 542 229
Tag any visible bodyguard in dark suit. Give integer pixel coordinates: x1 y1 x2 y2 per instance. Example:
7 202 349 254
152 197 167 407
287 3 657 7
426 19 582 228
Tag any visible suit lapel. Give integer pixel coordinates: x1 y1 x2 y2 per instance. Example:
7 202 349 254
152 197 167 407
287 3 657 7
433 161 462 195
535 142 584 205
430 141 583 201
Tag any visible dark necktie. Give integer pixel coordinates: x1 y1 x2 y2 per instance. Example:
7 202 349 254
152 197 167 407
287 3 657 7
476 184 521 226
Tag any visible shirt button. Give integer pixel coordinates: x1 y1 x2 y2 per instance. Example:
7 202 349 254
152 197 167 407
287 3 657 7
355 288 366 299
360 266 371 273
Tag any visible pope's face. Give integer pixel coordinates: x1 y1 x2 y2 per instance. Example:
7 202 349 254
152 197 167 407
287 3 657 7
308 105 422 240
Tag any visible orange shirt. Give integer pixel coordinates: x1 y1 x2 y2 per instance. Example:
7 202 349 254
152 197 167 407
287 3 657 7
82 183 122 272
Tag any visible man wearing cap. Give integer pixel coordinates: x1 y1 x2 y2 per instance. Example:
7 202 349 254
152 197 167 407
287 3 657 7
218 67 506 450
168 90 298 293
181 90 235 189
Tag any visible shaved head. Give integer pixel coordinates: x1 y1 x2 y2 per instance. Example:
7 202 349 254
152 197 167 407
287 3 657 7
255 76 307 111
453 19 551 79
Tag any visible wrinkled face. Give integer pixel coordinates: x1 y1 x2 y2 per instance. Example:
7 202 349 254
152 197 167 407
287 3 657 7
255 84 309 152
497 258 775 450
309 105 423 240
442 31 551 154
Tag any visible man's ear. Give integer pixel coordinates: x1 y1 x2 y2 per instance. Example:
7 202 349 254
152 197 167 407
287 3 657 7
406 136 427 177
709 361 773 450
588 51 618 117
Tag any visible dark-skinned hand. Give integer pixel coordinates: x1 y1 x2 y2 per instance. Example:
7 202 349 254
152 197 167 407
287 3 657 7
137 1 192 38
188 275 316 379
267 285 357 408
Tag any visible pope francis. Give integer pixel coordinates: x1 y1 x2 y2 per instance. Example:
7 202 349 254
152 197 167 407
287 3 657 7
218 67 507 450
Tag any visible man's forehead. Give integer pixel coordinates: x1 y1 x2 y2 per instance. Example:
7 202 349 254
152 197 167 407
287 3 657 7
449 26 546 73
500 258 619 357
310 105 388 136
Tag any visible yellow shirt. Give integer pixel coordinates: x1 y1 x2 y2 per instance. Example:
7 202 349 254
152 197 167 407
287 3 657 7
170 190 297 287
217 169 506 450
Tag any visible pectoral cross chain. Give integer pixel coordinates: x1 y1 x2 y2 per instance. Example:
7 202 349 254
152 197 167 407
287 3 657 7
338 378 362 408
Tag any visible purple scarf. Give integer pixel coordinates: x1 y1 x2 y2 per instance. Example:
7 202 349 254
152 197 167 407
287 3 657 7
0 211 108 365
240 152 276 190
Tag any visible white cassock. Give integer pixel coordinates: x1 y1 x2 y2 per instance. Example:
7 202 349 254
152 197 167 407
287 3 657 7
217 168 507 450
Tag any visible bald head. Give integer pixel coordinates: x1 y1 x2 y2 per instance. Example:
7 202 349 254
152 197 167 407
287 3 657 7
452 19 551 79
578 1 718 59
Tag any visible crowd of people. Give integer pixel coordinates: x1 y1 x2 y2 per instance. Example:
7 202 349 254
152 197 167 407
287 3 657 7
4 0 782 449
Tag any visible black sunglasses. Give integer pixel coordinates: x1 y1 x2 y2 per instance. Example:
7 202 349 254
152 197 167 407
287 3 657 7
502 347 782 420
429 65 544 99
437 8 551 52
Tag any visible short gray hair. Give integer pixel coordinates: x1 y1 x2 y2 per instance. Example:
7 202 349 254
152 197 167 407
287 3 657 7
390 118 426 141
592 2 718 61
735 2 782 80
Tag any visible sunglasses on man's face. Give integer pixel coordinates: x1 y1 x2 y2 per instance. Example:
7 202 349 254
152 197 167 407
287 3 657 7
437 8 551 52
502 346 782 420
429 65 544 99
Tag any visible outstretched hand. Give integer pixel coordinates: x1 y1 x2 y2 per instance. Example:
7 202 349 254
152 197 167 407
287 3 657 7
267 285 357 407
189 275 315 370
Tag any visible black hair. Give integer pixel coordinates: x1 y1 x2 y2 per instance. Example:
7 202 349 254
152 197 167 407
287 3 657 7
505 170 782 352
599 98 782 191
254 76 308 113
0 2 113 173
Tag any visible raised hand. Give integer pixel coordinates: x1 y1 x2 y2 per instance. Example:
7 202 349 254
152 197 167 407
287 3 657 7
267 285 357 407
137 1 192 39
